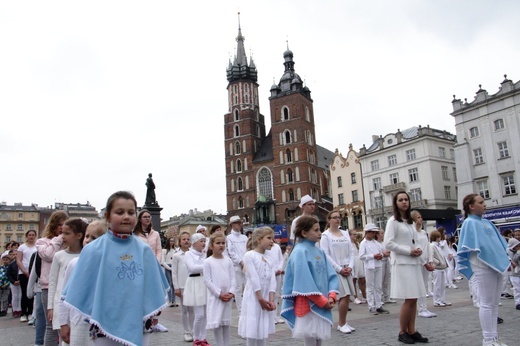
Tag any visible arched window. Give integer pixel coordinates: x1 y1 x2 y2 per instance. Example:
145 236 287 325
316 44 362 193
284 130 291 144
282 106 290 121
236 159 242 172
287 168 294 182
234 125 240 137
237 177 243 191
289 189 295 201
238 196 244 209
257 167 273 198
305 106 310 121
234 109 239 121
286 149 292 163
235 141 241 155
309 150 315 164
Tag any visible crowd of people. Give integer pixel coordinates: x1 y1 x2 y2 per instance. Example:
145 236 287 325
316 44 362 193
0 191 518 346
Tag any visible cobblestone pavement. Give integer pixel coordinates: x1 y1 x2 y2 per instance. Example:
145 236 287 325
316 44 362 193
1 278 519 345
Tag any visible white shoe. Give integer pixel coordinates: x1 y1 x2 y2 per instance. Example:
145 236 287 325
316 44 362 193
152 323 168 332
354 298 363 304
418 311 433 318
344 323 355 332
449 284 458 289
434 302 446 307
483 339 509 346
275 317 285 324
442 301 452 306
183 332 193 342
427 310 437 317
337 324 352 334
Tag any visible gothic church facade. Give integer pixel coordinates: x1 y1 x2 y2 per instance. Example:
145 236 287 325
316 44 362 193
223 24 333 226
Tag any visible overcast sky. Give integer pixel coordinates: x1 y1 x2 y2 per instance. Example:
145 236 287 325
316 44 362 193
1 1 519 219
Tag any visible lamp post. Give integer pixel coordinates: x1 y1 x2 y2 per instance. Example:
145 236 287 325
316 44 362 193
379 189 386 229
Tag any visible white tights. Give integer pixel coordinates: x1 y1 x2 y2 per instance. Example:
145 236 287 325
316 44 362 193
213 326 230 346
246 338 266 346
193 305 207 341
473 265 501 341
179 294 194 333
304 337 323 346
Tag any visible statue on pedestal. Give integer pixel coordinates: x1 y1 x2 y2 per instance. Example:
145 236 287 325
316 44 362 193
145 173 156 205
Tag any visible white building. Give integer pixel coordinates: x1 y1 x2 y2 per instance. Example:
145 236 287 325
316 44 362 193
451 76 520 210
359 126 458 230
330 144 366 231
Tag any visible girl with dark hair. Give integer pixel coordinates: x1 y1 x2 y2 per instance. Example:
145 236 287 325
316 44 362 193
16 229 38 322
384 191 428 344
161 237 178 307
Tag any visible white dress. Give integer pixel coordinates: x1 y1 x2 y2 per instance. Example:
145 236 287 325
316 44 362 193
238 251 276 339
183 248 206 306
204 256 236 329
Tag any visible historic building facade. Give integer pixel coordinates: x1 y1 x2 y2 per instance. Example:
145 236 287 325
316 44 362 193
223 24 333 226
0 203 40 248
451 76 520 231
359 126 458 232
330 144 366 232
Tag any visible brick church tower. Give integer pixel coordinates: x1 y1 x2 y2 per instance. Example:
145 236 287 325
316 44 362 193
224 21 332 227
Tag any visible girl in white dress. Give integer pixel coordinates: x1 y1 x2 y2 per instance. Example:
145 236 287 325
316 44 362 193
204 233 236 346
172 232 195 343
238 227 277 346
350 231 366 305
320 211 356 334
184 233 208 346
384 191 428 344
47 219 87 345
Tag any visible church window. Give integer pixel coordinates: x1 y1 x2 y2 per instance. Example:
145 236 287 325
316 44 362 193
289 189 295 201
234 109 239 121
286 149 292 163
235 141 241 155
237 177 243 191
236 159 242 172
305 106 310 121
234 125 240 137
284 130 291 144
238 196 244 209
282 106 290 121
287 168 294 182
257 167 273 198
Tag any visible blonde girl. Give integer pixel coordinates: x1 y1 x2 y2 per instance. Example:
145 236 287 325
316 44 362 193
204 233 236 346
172 232 195 342
238 227 277 346
36 210 68 346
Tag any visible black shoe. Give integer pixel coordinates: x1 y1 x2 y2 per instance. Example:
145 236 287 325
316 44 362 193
497 317 504 324
410 331 429 343
0 311 6 317
398 332 415 344
376 307 390 314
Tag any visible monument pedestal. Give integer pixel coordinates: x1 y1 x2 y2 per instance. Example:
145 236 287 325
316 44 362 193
143 203 163 237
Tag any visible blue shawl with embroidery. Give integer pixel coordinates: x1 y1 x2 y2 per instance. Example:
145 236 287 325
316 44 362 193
281 239 338 328
62 231 168 346
457 214 510 280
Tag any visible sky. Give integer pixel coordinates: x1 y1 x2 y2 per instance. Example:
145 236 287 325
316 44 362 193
1 1 519 219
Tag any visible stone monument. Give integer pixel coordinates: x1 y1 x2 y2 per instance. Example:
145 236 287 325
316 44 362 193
143 173 162 235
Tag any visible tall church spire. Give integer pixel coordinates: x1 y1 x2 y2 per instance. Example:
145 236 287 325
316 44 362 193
227 13 257 83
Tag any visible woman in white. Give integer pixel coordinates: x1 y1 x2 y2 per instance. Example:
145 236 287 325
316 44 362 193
161 237 178 307
410 211 436 318
320 211 356 334
384 191 428 344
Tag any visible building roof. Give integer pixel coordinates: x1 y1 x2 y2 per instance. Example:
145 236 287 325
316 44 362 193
0 203 39 212
253 131 274 163
316 144 334 171
364 125 456 153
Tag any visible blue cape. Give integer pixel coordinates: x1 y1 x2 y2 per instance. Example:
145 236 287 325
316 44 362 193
281 239 338 328
62 231 168 346
457 214 510 280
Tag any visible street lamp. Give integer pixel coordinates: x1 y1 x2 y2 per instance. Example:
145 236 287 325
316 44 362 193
379 189 386 229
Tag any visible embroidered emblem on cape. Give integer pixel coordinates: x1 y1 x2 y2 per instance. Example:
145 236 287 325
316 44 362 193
117 261 143 280
314 258 325 275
